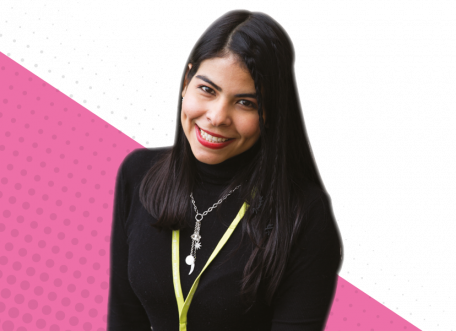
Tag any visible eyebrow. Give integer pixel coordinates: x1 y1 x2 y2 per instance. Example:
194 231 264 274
195 75 257 99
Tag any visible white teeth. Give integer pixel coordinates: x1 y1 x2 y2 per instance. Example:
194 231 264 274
199 128 228 143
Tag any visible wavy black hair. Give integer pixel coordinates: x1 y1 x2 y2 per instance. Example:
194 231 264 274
139 10 325 308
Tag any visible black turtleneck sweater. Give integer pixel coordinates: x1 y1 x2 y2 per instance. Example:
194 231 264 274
107 146 342 331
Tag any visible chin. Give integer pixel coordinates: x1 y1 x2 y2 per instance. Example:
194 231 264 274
193 150 229 165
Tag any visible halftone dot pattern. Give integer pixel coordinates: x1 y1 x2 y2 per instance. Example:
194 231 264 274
0 51 421 330
0 52 141 330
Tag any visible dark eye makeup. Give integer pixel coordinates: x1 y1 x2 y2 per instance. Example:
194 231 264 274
197 85 257 109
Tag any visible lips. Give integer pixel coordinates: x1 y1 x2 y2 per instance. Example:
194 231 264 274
196 124 234 140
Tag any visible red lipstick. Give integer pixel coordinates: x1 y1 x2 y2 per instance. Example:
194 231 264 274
195 124 235 149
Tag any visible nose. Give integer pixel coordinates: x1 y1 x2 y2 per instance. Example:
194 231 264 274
205 99 232 127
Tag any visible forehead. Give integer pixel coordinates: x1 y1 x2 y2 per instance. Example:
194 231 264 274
196 56 255 91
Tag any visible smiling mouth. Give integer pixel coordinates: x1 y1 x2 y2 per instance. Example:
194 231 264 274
197 126 233 143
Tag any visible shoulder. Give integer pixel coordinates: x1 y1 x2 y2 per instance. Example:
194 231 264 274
118 146 172 186
294 183 341 247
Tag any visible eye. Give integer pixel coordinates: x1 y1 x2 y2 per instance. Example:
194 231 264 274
197 85 256 109
198 85 215 95
238 99 257 109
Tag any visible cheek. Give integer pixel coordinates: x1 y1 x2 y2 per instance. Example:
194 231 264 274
182 97 205 123
236 114 260 138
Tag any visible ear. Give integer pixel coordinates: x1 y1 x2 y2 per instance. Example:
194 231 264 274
181 63 193 98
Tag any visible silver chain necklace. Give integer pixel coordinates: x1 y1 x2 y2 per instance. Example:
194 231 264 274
185 184 241 275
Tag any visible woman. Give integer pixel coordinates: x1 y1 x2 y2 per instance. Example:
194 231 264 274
108 10 342 331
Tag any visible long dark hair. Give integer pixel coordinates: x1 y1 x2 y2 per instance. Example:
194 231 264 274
139 10 325 307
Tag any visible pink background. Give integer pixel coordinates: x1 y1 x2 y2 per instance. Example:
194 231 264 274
0 52 420 330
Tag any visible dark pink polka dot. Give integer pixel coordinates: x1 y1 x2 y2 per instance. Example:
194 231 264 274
100 281 108 290
59 265 68 273
52 246 60 254
44 226 51 234
17 215 24 223
61 297 71 306
73 270 81 278
34 286 44 296
94 295 103 304
8 307 20 318
67 284 76 292
65 251 73 259
64 219 71 226
87 276 95 284
38 240 46 248
26 267 35 276
77 225 84 231
7 275 16 284
83 322 93 331
1 288 11 298
81 289 90 298
3 210 11 218
55 311 65 320
28 299 38 309
57 232 65 240
54 278 62 287
36 208 43 215
93 262 100 270
19 248 27 256
0 256 9 265
40 272 49 282
99 249 106 256
5 242 13 251
79 257 87 264
48 291 57 301
2 320 14 331
36 318 46 329
71 238 79 245
50 324 60 331
91 230 97 236
69 316 79 326
46 259 54 268
20 280 30 290
88 308 98 317
75 302 85 312
30 221 38 229
32 253 41 262
24 234 33 243
22 312 33 323
42 305 52 315
85 244 92 251
14 293 25 304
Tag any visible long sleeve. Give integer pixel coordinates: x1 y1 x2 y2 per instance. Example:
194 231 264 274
107 160 151 330
271 192 342 331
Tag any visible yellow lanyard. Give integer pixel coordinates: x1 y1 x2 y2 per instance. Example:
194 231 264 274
171 202 248 331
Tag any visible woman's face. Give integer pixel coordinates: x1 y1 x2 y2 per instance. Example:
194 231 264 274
181 55 262 165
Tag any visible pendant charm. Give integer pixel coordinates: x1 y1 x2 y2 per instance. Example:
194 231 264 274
185 255 195 275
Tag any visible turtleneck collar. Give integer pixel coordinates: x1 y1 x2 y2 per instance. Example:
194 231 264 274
194 141 260 186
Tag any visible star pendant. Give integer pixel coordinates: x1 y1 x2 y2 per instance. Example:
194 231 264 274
195 242 202 250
